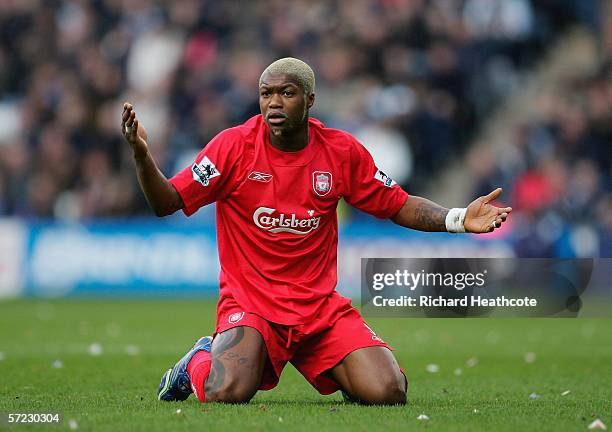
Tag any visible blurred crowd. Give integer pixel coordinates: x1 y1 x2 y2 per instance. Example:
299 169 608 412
468 3 611 257
0 0 608 256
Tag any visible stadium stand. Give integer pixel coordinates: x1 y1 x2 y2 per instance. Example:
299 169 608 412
0 0 608 257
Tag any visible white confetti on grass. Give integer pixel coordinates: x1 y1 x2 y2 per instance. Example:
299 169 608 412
87 343 103 356
561 390 571 396
175 409 182 414
52 359 63 369
278 417 283 422
417 414 429 421
68 419 78 430
425 364 439 373
529 392 541 399
466 357 478 367
454 368 463 376
588 418 607 430
0 351 5 361
524 352 536 363
473 409 480 414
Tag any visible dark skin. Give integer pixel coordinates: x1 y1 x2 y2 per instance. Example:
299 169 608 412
120 106 183 216
204 327 267 403
121 71 511 405
259 72 314 151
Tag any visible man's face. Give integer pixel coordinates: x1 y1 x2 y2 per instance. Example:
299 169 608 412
259 72 314 136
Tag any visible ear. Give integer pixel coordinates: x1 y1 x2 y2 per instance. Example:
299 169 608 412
307 93 315 109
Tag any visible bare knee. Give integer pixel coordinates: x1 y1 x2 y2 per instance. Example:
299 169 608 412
353 371 407 406
373 373 407 405
204 361 260 403
203 326 266 404
205 379 257 403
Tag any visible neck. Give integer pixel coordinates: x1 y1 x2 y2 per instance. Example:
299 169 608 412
269 121 309 152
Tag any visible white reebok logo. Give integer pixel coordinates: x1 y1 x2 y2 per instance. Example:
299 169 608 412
248 171 273 182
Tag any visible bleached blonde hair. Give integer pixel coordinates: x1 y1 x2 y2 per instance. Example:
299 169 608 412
259 57 315 95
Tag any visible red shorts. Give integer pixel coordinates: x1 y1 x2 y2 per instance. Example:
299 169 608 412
214 292 391 395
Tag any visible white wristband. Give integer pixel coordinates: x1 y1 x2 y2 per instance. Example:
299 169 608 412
445 208 467 233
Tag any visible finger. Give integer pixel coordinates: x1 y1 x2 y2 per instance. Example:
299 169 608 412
483 188 502 203
127 118 138 136
490 218 502 230
500 213 507 221
126 111 135 127
123 114 136 136
122 108 133 125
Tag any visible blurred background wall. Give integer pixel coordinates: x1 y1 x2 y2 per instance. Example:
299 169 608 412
0 0 609 298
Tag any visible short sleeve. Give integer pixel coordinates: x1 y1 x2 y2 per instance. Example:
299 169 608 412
169 129 244 216
343 137 409 219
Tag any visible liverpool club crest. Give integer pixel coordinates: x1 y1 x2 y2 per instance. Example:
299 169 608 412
313 171 332 196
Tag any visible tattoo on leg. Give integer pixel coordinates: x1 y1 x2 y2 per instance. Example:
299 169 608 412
414 202 448 231
214 327 245 353
205 357 225 397
218 351 256 370
204 327 246 396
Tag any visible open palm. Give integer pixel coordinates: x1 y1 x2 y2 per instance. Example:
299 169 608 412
464 188 512 233
121 102 149 159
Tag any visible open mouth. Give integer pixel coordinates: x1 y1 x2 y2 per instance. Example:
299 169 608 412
267 113 287 125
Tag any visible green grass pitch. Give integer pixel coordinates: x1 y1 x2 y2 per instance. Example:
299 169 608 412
0 299 610 431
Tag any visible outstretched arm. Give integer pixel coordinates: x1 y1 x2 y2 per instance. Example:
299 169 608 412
121 103 184 217
391 188 512 233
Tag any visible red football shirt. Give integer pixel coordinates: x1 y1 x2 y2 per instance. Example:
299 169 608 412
170 115 408 324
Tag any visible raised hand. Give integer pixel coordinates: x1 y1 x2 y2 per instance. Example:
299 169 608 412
121 102 149 159
464 188 512 233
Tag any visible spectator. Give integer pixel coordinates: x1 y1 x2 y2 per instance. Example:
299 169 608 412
0 0 606 260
